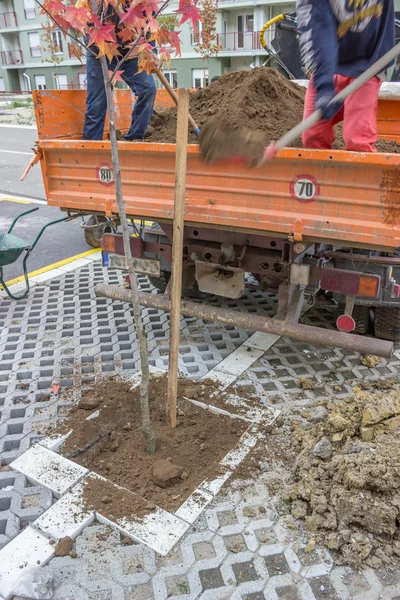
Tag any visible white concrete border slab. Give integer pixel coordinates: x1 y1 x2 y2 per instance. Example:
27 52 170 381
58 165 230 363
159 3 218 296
10 444 88 498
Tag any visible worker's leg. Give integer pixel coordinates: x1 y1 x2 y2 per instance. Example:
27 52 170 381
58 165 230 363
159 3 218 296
82 50 108 140
342 75 382 152
302 78 340 149
122 58 156 140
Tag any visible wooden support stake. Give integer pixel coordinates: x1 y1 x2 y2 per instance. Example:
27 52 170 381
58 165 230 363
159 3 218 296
168 88 190 429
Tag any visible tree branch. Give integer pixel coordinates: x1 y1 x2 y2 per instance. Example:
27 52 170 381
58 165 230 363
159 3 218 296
34 0 98 57
110 0 172 78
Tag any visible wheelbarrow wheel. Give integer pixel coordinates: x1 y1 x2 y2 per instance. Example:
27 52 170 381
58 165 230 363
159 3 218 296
84 216 112 248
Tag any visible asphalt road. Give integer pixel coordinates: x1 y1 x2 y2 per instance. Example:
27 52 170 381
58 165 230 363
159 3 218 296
0 126 92 283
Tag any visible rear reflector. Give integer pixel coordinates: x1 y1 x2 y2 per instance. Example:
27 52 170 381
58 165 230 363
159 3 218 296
336 314 356 333
321 269 380 298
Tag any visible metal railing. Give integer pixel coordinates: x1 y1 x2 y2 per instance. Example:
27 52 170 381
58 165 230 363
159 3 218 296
0 11 17 29
0 49 24 66
216 31 263 51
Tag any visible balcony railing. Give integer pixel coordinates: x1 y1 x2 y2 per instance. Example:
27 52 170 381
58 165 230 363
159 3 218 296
0 50 24 66
216 31 263 51
24 7 36 19
0 12 18 29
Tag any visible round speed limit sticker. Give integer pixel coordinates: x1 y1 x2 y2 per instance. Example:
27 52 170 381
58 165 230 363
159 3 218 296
290 174 320 203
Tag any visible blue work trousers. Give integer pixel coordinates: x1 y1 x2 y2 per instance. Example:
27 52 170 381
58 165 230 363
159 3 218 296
82 50 156 140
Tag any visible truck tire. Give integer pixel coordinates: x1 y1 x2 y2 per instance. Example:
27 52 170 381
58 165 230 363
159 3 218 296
374 307 400 341
84 216 111 248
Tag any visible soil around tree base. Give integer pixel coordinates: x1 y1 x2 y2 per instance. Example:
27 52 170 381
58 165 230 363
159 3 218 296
58 376 247 513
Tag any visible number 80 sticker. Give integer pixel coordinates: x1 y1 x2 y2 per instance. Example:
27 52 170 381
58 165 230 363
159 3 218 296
290 174 320 204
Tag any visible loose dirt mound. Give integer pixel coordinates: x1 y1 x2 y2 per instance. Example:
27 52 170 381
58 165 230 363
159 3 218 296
58 376 246 512
147 67 400 153
149 67 305 147
284 385 400 569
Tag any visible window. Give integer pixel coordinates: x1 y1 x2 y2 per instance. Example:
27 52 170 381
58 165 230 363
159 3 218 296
192 68 208 89
246 15 254 32
55 74 68 89
0 77 5 92
24 0 35 19
34 75 46 90
51 30 63 54
28 32 41 58
237 14 254 49
164 70 177 88
78 72 87 89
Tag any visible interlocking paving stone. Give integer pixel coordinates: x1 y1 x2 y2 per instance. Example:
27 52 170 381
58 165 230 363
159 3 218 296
232 560 261 583
199 567 225 591
265 553 291 576
2 259 400 599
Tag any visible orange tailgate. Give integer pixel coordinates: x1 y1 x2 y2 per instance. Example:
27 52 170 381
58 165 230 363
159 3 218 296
32 90 400 252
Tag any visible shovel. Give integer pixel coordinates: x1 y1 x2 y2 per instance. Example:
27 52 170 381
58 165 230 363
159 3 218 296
199 40 400 165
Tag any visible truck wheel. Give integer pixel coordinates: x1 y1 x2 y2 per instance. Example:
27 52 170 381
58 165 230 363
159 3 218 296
374 307 400 341
84 216 111 248
149 271 171 293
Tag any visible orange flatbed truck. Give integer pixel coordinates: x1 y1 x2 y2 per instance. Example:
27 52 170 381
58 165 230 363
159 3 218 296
26 88 400 358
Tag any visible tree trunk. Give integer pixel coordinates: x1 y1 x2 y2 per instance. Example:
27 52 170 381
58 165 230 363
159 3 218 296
88 0 155 453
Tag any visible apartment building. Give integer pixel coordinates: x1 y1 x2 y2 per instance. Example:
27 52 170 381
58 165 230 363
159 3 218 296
0 0 298 92
1 0 399 92
0 0 84 93
162 0 297 89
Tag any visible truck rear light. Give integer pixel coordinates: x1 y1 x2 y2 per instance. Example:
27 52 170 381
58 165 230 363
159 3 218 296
358 275 380 298
392 283 400 298
320 269 380 298
102 234 116 252
336 314 356 333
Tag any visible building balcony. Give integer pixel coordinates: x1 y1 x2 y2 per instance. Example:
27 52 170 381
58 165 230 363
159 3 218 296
190 30 263 52
217 31 263 52
1 49 24 66
0 11 18 29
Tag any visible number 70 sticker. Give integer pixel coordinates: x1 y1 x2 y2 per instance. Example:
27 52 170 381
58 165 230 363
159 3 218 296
290 174 320 203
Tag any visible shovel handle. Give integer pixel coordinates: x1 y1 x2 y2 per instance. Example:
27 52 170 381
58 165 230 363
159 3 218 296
274 40 400 153
154 69 200 136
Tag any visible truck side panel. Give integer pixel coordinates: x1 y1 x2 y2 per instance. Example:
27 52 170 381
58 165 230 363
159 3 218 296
38 140 400 251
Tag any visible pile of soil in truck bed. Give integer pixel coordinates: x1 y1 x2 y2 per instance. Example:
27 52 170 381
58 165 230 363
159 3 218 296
146 67 400 153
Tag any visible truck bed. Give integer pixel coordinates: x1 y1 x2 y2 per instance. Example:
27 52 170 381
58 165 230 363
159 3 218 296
34 90 400 252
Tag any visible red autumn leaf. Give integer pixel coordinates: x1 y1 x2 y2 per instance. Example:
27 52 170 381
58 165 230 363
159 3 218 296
129 40 156 57
103 41 122 60
119 4 147 29
158 45 171 67
108 69 124 85
117 26 143 44
137 49 158 75
50 384 60 394
174 4 202 30
88 14 116 56
169 30 182 56
68 42 84 62
63 5 91 33
42 0 71 36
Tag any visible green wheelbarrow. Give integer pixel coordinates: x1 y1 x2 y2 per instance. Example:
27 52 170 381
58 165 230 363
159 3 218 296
0 207 69 301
